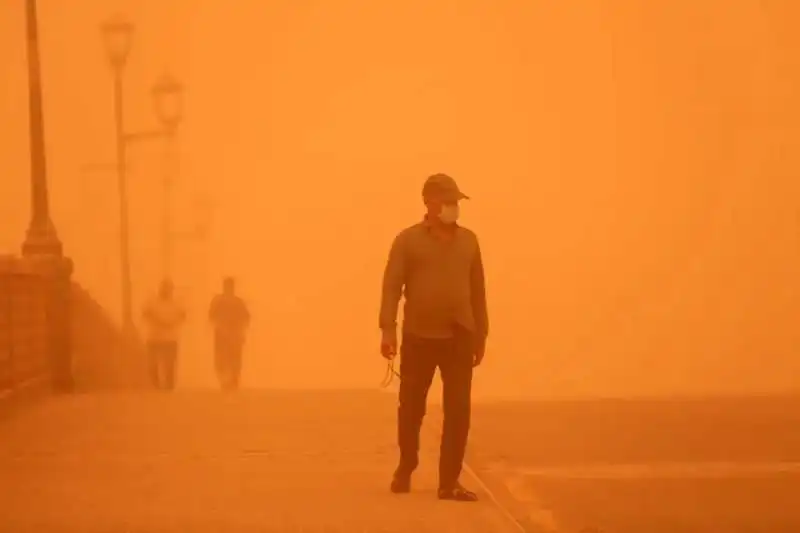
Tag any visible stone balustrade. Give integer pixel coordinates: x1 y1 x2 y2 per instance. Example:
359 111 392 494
1 251 152 400
0 255 50 396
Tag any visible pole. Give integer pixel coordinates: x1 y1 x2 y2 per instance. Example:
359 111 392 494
113 67 134 334
161 131 175 279
22 0 61 257
21 0 73 392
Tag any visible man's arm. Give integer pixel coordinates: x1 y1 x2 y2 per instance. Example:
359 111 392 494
379 232 407 341
177 305 187 325
142 301 154 324
240 299 251 327
208 296 219 323
471 238 489 341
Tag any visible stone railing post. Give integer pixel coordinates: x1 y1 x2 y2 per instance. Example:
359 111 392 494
29 256 74 392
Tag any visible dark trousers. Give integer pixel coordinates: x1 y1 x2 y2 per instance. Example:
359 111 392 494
147 340 178 391
397 329 474 490
214 336 243 391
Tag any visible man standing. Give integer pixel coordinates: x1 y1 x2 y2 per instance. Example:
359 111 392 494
208 276 251 391
379 173 489 502
142 279 186 391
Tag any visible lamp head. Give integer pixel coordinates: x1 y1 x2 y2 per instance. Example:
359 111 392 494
152 73 184 133
101 16 134 68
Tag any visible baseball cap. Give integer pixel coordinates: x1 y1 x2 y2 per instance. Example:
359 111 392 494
421 173 470 202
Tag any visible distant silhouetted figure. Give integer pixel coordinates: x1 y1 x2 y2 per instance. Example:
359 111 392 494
379 173 489 502
142 279 186 391
209 277 250 391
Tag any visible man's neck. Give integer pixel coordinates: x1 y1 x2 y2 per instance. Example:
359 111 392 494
424 215 457 240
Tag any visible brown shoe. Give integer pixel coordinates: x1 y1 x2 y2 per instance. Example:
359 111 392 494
390 470 411 494
438 483 478 502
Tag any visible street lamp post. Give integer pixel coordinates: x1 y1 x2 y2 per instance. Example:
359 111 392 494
100 17 184 335
21 0 61 257
151 74 184 277
22 0 74 392
100 16 135 336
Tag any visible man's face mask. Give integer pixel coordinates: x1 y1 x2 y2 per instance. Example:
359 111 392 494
438 203 460 224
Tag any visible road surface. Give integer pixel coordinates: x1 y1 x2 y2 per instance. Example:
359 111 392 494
469 394 800 533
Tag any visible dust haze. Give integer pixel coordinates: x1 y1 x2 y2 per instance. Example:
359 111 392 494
2 0 798 398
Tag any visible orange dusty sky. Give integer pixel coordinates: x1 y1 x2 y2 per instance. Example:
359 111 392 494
1 0 798 397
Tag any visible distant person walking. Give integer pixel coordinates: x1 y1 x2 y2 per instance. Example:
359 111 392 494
379 173 489 502
142 279 186 391
208 277 251 391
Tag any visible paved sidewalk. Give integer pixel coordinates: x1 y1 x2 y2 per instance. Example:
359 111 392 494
0 390 520 532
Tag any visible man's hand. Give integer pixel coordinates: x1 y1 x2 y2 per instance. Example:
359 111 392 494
473 338 487 367
380 330 398 360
